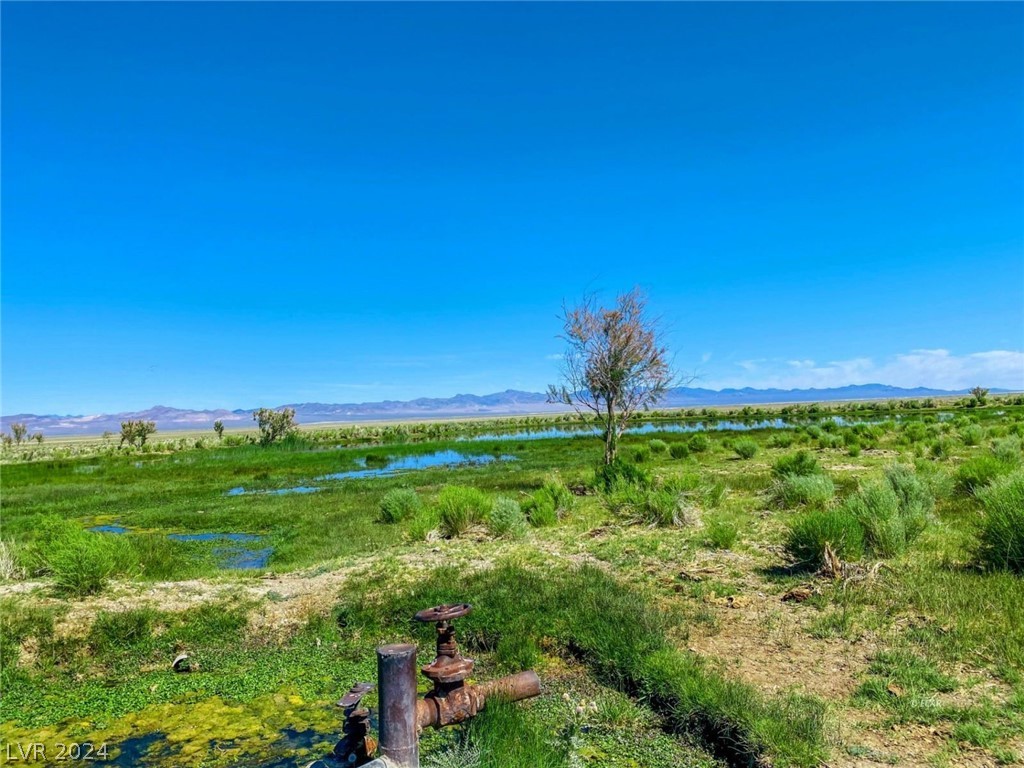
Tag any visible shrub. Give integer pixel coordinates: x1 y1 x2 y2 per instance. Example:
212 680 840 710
688 433 710 453
960 424 985 446
843 480 928 558
734 438 758 460
772 451 820 478
669 442 690 460
435 486 491 538
883 464 934 518
487 497 528 540
378 488 423 524
768 431 795 449
976 471 1024 573
771 474 835 509
37 520 122 597
649 438 669 454
786 508 865 566
991 436 1023 465
956 456 1014 495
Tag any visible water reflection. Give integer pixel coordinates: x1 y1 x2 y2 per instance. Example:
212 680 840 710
317 450 513 481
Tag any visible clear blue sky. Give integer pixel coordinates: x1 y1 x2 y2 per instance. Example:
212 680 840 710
3 3 1022 415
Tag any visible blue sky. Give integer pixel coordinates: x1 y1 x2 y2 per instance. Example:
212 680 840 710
2 3 1022 415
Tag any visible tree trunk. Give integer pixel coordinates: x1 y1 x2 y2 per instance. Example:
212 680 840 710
603 399 618 465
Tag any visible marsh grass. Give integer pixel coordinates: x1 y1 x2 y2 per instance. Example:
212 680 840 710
771 474 835 509
976 470 1024 573
378 487 423 524
435 486 491 538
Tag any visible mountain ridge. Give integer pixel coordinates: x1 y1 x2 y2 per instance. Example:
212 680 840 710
2 385 1006 437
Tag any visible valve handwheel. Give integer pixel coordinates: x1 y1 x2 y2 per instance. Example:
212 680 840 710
414 603 472 623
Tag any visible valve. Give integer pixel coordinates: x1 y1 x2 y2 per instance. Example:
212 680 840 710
414 604 474 691
334 681 377 765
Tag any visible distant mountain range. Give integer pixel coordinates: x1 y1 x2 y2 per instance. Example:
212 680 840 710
1 384 1006 437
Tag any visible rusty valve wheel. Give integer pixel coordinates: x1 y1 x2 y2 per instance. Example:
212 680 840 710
337 681 374 711
414 603 472 623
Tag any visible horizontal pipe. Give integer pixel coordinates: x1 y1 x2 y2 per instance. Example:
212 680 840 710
416 670 542 730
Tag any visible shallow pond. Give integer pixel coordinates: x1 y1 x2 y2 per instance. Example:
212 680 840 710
316 449 514 481
89 526 272 570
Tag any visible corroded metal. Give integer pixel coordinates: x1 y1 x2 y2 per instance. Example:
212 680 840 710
340 604 542 767
377 644 419 768
334 682 377 765
414 603 475 690
416 671 541 730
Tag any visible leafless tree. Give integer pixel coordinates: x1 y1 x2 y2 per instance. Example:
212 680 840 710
10 423 27 445
970 386 989 406
547 288 676 464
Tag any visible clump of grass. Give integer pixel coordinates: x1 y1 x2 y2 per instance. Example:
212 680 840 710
594 459 652 493
486 497 528 540
734 438 758 460
785 507 865 566
669 442 690 459
35 519 124 597
772 451 820 478
631 445 652 464
435 486 491 538
768 431 796 449
607 474 702 527
378 488 423 524
0 539 24 581
522 476 574 527
408 507 441 541
89 608 157 652
956 455 1014 495
976 470 1024 573
649 438 669 454
771 474 835 509
704 516 739 549
688 433 710 453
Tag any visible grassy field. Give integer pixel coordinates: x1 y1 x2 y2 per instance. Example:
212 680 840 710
1 399 1023 767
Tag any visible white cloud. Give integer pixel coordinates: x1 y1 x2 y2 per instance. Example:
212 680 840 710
701 352 713 364
545 353 564 361
707 349 1024 391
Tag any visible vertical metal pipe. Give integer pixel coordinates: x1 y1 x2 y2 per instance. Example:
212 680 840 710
377 643 419 768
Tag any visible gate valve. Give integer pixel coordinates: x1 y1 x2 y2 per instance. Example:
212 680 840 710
414 603 474 692
333 681 377 765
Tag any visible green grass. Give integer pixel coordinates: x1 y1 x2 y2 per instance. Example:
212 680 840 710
4 404 1024 766
976 470 1024 573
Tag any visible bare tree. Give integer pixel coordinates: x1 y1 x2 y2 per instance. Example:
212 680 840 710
970 386 989 406
10 423 27 446
547 288 675 465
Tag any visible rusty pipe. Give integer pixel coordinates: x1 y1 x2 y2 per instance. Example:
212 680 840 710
377 643 419 768
416 670 541 730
